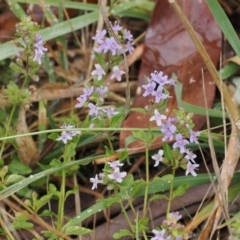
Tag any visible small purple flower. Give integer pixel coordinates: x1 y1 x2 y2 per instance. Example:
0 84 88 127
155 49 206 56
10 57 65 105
33 34 47 65
189 130 200 144
90 174 103 190
104 37 121 55
161 124 176 141
173 133 189 153
35 34 42 42
110 66 125 81
142 80 156 97
185 149 197 163
83 86 94 97
75 95 87 108
34 41 47 54
169 211 182 222
151 71 170 87
125 41 134 54
152 149 164 167
96 86 108 95
103 107 119 118
123 29 133 42
60 124 81 137
16 52 21 57
33 49 44 64
94 40 108 53
149 109 167 126
111 21 122 32
88 103 99 117
153 87 169 103
56 131 72 144
151 229 170 240
91 64 106 80
108 160 124 169
108 167 127 183
92 29 107 43
168 77 176 86
186 161 199 177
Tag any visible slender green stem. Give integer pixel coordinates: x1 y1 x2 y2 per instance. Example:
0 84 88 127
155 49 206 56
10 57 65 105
0 127 154 142
106 133 114 153
143 145 149 217
142 230 148 240
57 148 67 233
119 200 134 232
166 167 176 217
57 169 66 233
128 198 136 217
0 104 17 160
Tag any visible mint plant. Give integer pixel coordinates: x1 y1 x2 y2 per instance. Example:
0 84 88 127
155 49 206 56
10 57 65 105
0 17 203 240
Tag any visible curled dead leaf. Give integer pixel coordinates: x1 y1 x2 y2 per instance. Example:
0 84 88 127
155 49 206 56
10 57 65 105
15 105 39 168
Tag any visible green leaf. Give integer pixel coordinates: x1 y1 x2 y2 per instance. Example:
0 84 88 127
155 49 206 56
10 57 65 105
98 195 120 207
0 166 8 182
0 11 99 61
64 143 76 160
113 229 133 239
0 155 102 200
62 174 240 228
34 194 53 212
132 130 147 142
9 62 25 73
119 150 128 160
8 160 32 175
152 174 174 183
149 194 168 202
94 52 105 67
65 186 78 200
110 113 125 128
130 179 146 198
137 217 149 232
48 132 59 141
5 174 25 185
12 212 34 230
219 62 240 80
65 226 93 236
39 209 54 217
172 183 189 199
206 0 240 58
163 142 173 161
5 82 31 105
125 135 138 148
120 174 134 187
174 80 227 118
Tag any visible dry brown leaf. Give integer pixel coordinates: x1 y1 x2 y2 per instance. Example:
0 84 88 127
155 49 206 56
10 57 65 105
15 105 39 168
119 0 221 152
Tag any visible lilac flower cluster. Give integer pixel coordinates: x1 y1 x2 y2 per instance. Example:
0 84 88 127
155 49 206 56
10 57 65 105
90 160 127 190
33 34 47 65
151 115 200 176
75 85 119 119
151 212 186 240
91 64 125 82
93 22 134 55
142 71 175 103
143 71 200 176
56 124 81 144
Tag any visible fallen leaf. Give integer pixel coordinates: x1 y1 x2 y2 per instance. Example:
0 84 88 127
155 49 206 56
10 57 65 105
15 105 39 168
120 0 222 152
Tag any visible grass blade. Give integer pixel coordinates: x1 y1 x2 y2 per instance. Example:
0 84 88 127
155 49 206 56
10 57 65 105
206 0 240 58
